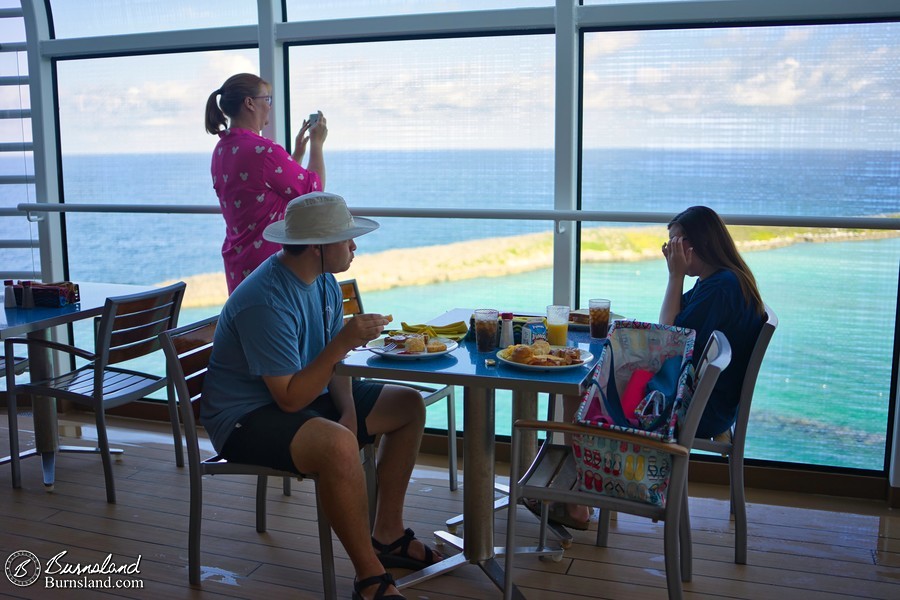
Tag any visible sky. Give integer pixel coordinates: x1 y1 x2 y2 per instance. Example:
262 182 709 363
0 1 897 153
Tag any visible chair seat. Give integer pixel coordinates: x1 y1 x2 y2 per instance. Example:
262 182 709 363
0 356 28 378
21 365 166 409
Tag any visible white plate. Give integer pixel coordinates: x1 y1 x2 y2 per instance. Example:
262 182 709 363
366 337 458 360
496 347 594 371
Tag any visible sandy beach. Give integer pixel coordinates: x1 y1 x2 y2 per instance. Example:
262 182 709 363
164 224 900 309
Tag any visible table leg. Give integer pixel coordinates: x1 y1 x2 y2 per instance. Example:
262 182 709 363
397 387 558 596
28 330 58 488
511 390 538 481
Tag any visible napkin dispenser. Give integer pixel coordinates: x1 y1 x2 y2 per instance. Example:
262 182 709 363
7 281 80 307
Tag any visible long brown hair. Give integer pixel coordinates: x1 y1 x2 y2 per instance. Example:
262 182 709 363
669 206 764 315
204 73 268 135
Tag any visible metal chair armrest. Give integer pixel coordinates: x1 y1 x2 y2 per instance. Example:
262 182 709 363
513 418 690 457
4 336 96 361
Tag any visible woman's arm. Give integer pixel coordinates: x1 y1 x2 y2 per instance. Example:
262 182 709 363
659 237 688 324
306 112 327 188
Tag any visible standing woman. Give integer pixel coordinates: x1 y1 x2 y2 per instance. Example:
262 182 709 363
660 205 765 439
205 73 328 294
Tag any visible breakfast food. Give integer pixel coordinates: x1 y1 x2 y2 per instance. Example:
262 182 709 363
384 314 393 323
570 309 590 325
531 339 551 356
498 342 584 367
509 344 534 363
426 339 447 353
385 333 410 346
404 335 425 353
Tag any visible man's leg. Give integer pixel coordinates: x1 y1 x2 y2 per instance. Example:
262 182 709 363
365 384 442 563
290 417 400 598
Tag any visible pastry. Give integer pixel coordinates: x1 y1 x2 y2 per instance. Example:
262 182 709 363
426 339 447 353
509 344 534 364
404 335 425 353
531 340 551 356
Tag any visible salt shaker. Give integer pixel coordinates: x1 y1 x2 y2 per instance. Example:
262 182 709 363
21 280 34 309
4 280 16 308
499 312 514 348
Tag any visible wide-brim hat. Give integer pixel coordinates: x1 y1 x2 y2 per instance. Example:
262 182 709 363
263 192 379 245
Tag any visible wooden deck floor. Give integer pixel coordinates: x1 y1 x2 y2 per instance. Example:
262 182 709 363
1 411 898 599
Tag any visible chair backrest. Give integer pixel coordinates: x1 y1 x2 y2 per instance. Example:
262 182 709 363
96 281 186 368
339 278 363 320
676 330 732 448
159 315 218 459
731 303 778 444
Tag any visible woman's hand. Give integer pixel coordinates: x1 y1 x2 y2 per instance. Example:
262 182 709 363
292 121 312 163
662 236 690 277
308 111 328 146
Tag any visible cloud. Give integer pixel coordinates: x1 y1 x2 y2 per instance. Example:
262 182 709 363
731 58 804 106
584 32 640 61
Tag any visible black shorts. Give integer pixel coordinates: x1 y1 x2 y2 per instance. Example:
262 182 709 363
220 380 384 474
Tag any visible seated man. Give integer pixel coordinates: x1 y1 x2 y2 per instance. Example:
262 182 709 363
202 192 441 600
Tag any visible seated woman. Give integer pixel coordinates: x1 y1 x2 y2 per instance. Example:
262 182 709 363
547 205 765 530
659 205 765 438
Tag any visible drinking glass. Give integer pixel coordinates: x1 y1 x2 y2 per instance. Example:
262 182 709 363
474 308 499 352
589 298 611 339
546 304 570 346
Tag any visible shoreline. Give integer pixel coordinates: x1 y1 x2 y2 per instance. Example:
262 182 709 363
164 224 900 309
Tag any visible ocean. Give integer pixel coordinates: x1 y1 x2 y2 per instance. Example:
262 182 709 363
1 148 898 471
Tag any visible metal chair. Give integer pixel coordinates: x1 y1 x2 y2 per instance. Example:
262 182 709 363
504 331 731 600
693 304 777 564
159 316 337 599
339 278 459 490
5 282 185 503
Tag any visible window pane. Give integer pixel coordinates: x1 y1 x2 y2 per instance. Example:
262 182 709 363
287 0 549 20
289 35 555 431
49 0 257 37
580 23 899 471
55 49 257 287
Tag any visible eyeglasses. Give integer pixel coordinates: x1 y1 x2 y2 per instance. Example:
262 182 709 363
251 95 272 106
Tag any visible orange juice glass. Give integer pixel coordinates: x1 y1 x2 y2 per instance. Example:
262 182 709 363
546 305 570 346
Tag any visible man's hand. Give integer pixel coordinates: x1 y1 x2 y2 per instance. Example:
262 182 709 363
335 313 391 350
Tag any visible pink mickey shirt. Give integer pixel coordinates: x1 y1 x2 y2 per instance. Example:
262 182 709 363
211 127 321 294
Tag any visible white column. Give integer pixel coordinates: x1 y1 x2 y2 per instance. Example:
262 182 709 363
258 0 286 148
552 0 579 308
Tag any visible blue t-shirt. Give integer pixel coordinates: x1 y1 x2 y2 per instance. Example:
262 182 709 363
201 255 344 453
673 269 763 438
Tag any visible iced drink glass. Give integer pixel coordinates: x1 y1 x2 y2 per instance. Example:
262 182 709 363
546 305 570 346
474 309 499 352
589 298 611 339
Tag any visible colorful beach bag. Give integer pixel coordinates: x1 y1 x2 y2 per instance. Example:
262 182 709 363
572 321 696 507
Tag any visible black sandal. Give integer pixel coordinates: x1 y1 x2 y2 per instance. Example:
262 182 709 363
372 528 439 571
352 572 404 600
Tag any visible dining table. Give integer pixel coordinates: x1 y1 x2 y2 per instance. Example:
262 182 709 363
1 281 153 490
336 308 606 596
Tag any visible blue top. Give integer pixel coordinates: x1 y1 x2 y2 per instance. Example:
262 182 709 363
201 255 343 452
674 269 763 438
